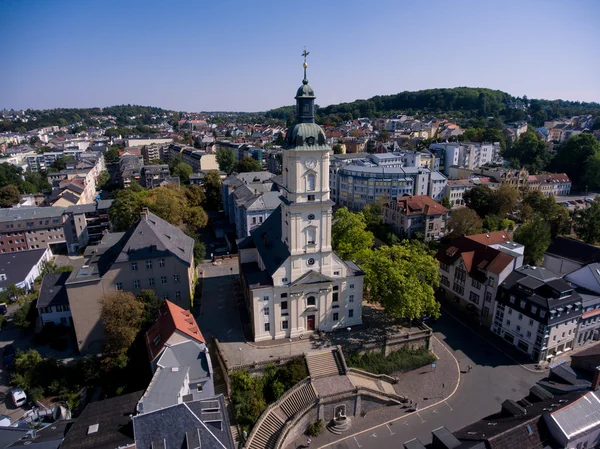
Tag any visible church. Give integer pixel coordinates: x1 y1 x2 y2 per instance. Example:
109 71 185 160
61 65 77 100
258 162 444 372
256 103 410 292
238 57 365 342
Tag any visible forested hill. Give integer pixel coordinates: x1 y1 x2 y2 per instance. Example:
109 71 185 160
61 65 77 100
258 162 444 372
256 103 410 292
1 105 172 133
265 87 600 126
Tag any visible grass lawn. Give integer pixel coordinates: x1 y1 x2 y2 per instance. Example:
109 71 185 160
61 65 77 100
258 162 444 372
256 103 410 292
347 346 436 375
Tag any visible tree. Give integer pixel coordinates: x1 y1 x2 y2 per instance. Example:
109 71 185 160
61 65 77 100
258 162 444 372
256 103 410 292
110 188 146 231
96 170 110 189
552 134 600 187
144 185 188 226
50 155 76 172
172 162 193 184
186 206 208 231
100 291 144 369
204 170 222 210
362 203 384 230
136 290 164 329
332 207 374 261
0 185 21 207
494 185 520 217
520 191 570 238
237 156 262 173
441 196 451 209
14 301 36 330
0 163 24 189
513 215 551 265
447 208 483 238
573 198 600 244
104 147 121 164
463 185 495 218
332 143 344 154
580 153 600 192
185 185 206 207
361 243 440 320
216 147 237 174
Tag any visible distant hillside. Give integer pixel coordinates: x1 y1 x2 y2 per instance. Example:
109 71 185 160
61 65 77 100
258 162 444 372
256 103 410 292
266 87 600 127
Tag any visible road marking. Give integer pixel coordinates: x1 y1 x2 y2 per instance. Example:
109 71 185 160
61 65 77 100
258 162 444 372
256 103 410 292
417 413 426 424
432 409 438 414
386 424 395 435
370 433 377 438
353 437 362 447
444 401 453 411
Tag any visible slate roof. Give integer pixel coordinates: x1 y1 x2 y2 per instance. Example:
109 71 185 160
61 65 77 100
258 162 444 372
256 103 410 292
9 420 74 448
239 205 290 276
0 206 65 223
61 390 144 449
133 395 234 449
570 342 600 359
137 366 190 413
545 237 600 266
0 428 31 449
0 249 49 290
145 300 205 361
37 272 71 308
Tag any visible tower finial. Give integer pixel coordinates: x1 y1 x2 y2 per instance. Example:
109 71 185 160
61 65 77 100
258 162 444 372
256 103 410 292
302 47 310 83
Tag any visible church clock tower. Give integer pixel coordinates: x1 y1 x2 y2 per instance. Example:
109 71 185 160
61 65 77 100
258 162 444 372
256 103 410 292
281 51 334 281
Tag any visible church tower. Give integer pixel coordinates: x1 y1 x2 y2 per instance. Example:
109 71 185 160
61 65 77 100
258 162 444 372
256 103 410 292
280 52 335 281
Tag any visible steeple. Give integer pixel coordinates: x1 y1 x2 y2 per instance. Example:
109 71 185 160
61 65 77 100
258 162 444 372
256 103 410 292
295 48 316 124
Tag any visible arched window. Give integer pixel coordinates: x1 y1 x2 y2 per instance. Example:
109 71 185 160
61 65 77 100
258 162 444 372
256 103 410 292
307 296 316 306
307 228 316 245
307 173 316 191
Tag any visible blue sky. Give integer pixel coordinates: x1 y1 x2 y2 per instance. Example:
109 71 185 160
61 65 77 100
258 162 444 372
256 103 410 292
1 0 598 112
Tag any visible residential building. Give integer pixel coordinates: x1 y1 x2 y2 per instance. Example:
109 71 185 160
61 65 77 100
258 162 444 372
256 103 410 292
571 343 600 373
132 395 235 449
61 390 143 449
238 70 365 342
63 199 113 253
126 137 173 148
429 142 502 176
118 154 142 187
37 272 72 326
565 263 600 347
436 232 524 325
65 210 195 353
504 121 528 141
140 143 165 164
180 147 218 172
544 236 600 276
428 171 447 201
493 266 582 362
0 248 52 292
383 195 449 241
140 164 177 189
0 206 66 253
445 177 499 208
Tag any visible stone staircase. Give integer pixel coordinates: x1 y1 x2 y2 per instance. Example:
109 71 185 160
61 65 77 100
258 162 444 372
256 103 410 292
247 412 285 449
225 399 241 446
278 382 317 419
306 349 344 378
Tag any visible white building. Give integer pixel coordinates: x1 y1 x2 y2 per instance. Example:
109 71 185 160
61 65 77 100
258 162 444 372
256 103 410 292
0 248 52 293
238 71 364 342
429 142 502 176
37 271 72 327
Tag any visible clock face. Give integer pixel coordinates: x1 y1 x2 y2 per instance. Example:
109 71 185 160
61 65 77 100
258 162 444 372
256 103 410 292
305 157 317 169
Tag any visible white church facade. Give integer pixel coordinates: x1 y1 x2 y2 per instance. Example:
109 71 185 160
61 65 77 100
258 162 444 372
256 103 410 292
238 61 365 342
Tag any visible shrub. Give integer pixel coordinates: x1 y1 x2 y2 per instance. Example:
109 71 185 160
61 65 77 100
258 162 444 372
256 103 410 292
307 420 324 437
347 346 436 375
0 315 6 329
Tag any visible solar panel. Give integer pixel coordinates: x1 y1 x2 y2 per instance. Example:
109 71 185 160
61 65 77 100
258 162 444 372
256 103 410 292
201 400 220 411
201 411 223 423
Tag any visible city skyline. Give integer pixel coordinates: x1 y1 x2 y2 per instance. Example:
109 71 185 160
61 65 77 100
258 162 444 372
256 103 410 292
1 0 599 112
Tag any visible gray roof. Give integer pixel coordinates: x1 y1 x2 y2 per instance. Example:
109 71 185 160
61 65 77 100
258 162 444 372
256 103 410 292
9 419 74 448
516 265 560 281
0 249 48 290
37 272 71 308
157 340 210 382
0 206 65 223
242 191 281 211
548 391 600 439
0 428 31 449
138 366 190 413
133 395 234 449
65 199 113 215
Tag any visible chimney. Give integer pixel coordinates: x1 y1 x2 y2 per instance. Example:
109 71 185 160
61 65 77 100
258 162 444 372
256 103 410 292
141 207 149 220
593 366 600 391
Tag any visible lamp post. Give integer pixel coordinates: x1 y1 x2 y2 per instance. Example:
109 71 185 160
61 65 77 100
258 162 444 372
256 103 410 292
238 347 242 366
289 338 293 357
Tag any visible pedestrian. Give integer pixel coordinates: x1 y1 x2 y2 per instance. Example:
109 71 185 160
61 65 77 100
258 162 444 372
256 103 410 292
415 403 419 411
306 437 312 447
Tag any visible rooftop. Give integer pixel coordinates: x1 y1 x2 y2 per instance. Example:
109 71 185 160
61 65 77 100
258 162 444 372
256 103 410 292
0 206 65 223
545 237 600 266
37 271 71 309
389 194 449 216
0 249 49 290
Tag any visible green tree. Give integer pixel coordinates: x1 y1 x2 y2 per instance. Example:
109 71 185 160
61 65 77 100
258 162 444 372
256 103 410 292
513 215 551 265
0 163 24 190
494 185 520 217
552 134 600 187
186 206 208 231
447 207 483 238
13 301 36 330
110 188 146 231
332 143 344 154
573 197 600 244
50 155 76 172
185 185 206 207
216 147 237 174
136 289 164 329
144 185 188 226
230 370 267 431
580 153 600 192
519 191 570 238
463 185 495 218
503 131 551 173
0 185 21 207
100 291 144 369
172 162 193 184
237 156 262 173
204 170 222 210
361 243 440 320
96 170 110 189
441 196 451 209
332 207 374 261
104 146 121 164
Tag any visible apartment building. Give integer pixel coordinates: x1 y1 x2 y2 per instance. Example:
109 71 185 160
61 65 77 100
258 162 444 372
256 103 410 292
140 165 174 189
119 154 142 187
65 210 195 353
493 266 582 362
383 195 449 241
429 142 502 176
445 177 500 208
0 206 66 253
180 147 218 172
436 232 524 325
0 248 52 293
63 199 113 253
140 143 166 164
564 263 600 348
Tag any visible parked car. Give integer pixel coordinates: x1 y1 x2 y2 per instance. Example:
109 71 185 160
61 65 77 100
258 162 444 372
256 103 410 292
3 344 15 368
0 303 7 315
10 388 27 407
585 198 594 203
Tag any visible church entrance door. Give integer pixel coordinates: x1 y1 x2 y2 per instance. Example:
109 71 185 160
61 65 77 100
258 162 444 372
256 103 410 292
307 315 315 331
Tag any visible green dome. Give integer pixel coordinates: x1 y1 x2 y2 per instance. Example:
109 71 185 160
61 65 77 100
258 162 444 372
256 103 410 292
285 122 328 150
296 79 315 98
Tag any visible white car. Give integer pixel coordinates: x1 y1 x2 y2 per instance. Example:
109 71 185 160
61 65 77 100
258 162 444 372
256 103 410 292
11 388 27 407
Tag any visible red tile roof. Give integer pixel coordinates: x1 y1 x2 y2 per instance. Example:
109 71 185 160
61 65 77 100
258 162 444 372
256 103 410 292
437 236 515 277
144 300 205 361
390 195 449 216
466 231 512 246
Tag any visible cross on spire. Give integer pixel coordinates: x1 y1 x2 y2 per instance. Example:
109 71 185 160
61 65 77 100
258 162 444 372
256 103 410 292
302 47 310 80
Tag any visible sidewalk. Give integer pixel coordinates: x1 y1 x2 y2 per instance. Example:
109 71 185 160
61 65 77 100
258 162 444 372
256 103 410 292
289 335 460 448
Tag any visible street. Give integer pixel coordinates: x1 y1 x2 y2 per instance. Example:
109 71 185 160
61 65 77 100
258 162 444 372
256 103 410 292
317 309 544 449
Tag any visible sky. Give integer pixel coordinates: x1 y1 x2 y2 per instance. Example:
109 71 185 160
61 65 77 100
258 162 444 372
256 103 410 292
1 0 599 112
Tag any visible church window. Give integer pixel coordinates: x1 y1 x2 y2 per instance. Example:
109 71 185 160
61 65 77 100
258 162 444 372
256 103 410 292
307 258 315 266
307 228 316 245
307 296 316 306
307 174 316 191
